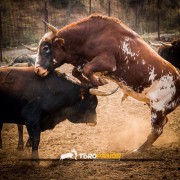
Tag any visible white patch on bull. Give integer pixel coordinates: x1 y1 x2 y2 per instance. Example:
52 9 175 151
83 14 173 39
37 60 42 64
142 60 146 65
149 67 157 82
151 113 157 122
102 73 176 110
122 40 140 62
53 59 58 64
37 32 55 53
147 75 176 112
124 56 129 64
125 37 130 41
122 41 136 57
112 66 117 72
155 127 163 135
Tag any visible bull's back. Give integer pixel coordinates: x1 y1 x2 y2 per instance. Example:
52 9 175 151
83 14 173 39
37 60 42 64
0 67 82 124
0 67 37 123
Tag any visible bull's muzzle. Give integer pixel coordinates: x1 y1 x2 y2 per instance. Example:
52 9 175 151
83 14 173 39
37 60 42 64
35 66 49 77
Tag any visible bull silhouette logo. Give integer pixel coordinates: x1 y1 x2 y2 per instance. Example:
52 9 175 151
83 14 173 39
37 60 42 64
60 148 78 160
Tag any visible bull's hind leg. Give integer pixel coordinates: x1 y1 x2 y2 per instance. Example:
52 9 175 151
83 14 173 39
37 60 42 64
135 109 168 152
17 125 24 150
25 137 32 147
0 123 2 148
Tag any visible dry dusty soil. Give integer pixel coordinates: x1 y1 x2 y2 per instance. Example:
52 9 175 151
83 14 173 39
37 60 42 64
0 64 180 180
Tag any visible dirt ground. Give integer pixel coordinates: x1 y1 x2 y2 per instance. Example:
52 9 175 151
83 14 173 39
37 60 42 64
0 64 180 180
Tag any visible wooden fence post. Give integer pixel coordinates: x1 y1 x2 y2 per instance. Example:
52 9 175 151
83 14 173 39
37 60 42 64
89 0 92 15
108 0 111 17
0 10 2 62
44 1 48 33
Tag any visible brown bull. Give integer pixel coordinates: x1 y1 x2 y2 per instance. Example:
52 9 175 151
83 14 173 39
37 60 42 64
35 15 180 152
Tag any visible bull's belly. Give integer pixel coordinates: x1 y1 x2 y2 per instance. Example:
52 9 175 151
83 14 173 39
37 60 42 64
103 74 176 110
116 80 150 103
100 74 150 103
0 114 25 124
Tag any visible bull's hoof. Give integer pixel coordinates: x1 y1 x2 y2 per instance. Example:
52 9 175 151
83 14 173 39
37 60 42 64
86 122 97 127
31 151 40 166
26 139 32 148
99 78 108 85
132 149 140 153
26 143 32 148
133 146 147 153
17 145 24 151
31 160 40 167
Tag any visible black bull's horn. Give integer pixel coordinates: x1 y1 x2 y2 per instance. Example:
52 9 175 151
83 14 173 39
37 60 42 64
57 72 119 96
41 19 58 35
89 86 119 96
161 42 172 47
22 44 38 52
148 41 172 48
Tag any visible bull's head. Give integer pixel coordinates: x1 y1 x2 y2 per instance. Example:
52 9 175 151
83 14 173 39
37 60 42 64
35 20 66 77
67 91 98 126
171 39 180 49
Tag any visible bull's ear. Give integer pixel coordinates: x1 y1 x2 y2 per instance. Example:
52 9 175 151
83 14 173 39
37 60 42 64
54 37 65 47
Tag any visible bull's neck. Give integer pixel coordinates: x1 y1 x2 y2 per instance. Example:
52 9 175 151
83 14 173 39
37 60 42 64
59 25 88 54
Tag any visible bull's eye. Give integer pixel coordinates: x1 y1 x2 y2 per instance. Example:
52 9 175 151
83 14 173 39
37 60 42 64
42 45 50 53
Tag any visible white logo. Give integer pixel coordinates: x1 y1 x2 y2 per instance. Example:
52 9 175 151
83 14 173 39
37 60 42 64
60 149 122 160
60 148 78 160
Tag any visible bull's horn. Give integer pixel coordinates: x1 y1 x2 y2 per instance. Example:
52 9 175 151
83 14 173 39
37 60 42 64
42 19 58 35
148 41 161 47
22 44 38 52
161 42 172 47
89 86 119 96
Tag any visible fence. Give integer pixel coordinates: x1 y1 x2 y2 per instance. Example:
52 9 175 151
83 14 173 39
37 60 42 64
0 0 113 61
0 0 179 62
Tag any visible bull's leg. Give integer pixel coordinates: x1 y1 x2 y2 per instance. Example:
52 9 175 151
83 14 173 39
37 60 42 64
135 110 168 152
21 100 41 163
0 123 2 148
26 124 40 161
72 67 90 85
83 54 116 87
17 124 24 150
25 137 32 147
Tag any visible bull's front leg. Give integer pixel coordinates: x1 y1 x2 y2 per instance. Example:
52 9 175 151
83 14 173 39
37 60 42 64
72 67 90 85
21 100 41 163
82 54 117 87
135 110 168 152
26 123 40 161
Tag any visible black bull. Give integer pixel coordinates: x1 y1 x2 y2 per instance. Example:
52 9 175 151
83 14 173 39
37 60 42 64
158 42 180 69
0 67 98 160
